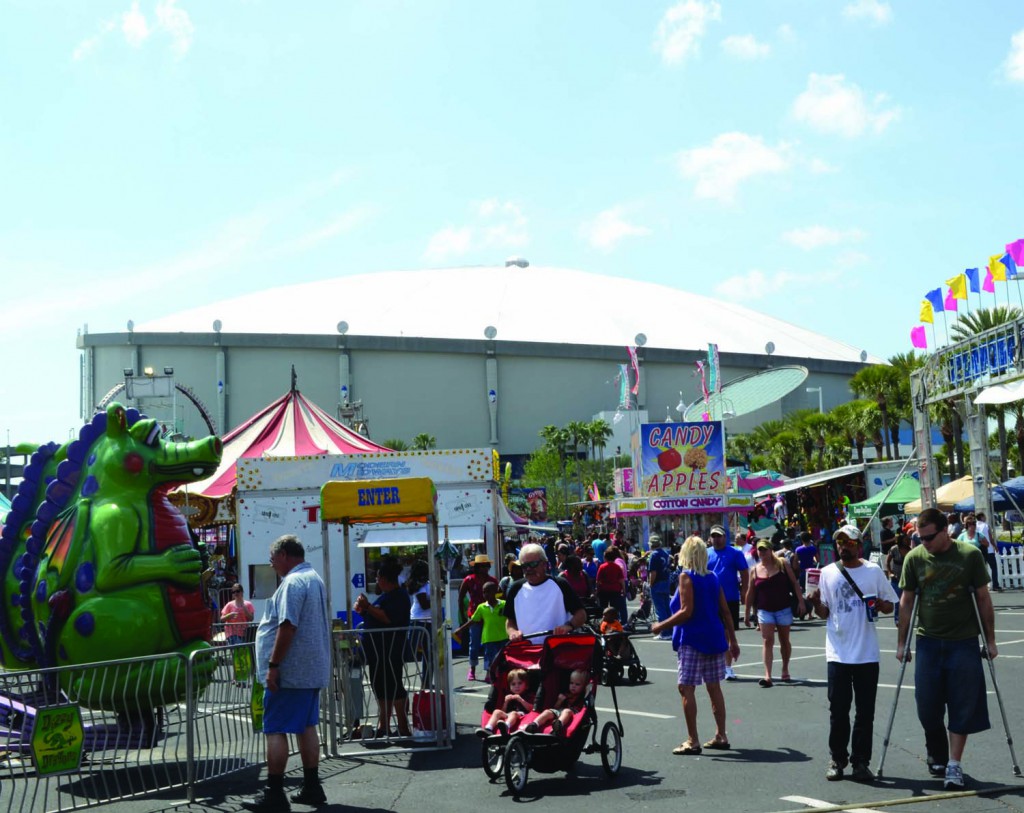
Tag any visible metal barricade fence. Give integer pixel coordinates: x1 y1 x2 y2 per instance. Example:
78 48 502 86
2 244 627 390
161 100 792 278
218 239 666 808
1 624 452 812
332 623 451 756
0 651 193 813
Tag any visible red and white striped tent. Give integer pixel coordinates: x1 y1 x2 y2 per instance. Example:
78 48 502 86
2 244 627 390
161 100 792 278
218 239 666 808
174 386 391 523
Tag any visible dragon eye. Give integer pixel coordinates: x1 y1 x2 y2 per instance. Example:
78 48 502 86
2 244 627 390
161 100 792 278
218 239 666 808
145 425 160 447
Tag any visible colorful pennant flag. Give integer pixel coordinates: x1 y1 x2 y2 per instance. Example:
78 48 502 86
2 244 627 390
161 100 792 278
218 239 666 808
1002 253 1018 279
920 300 934 324
626 346 640 395
965 267 981 293
707 343 721 394
910 326 927 349
944 288 958 312
924 288 945 312
617 364 630 409
983 269 995 293
1007 239 1024 267
946 274 967 300
989 255 1007 282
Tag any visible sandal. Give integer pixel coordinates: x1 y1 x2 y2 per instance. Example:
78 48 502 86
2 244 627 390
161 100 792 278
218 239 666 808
758 678 774 688
781 673 792 682
702 738 731 750
673 742 702 755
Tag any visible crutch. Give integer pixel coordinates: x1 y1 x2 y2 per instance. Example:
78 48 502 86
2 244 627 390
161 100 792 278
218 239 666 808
876 589 918 779
969 585 1021 776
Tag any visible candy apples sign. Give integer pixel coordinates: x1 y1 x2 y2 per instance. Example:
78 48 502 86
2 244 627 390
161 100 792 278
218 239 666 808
639 421 727 497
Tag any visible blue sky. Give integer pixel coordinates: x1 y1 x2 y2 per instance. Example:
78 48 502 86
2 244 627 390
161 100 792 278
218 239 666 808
3 0 1024 443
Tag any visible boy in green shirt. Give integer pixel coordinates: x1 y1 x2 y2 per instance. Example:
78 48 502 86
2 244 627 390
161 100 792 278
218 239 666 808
454 582 509 681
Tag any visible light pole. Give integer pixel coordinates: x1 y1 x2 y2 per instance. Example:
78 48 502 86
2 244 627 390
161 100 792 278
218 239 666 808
806 386 823 414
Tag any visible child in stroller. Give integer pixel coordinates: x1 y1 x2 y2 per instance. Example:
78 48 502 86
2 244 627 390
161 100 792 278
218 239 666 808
479 633 624 796
599 607 648 685
623 580 653 633
477 668 533 737
524 668 587 736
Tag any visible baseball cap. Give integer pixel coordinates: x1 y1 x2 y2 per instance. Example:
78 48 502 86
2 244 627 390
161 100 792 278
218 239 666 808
649 534 662 546
833 524 862 542
709 524 726 537
755 539 774 551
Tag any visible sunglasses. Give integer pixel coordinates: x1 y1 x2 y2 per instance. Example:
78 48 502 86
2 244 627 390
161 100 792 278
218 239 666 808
521 560 544 570
232 589 242 594
919 529 941 543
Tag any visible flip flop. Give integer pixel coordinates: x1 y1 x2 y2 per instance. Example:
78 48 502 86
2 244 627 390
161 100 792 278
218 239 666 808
702 738 731 750
758 678 774 688
673 742 702 755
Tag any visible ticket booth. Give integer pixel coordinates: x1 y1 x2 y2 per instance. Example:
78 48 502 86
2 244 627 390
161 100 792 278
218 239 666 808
318 477 453 750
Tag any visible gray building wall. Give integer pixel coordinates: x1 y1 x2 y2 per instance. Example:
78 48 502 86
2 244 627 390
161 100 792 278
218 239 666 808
79 330 868 455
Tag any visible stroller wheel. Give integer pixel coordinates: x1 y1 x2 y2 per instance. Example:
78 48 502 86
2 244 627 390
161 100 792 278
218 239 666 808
639 666 648 682
482 738 504 779
504 737 529 796
627 664 640 684
600 721 623 777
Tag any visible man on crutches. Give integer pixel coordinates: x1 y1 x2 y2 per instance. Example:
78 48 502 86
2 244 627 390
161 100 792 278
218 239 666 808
896 508 997 790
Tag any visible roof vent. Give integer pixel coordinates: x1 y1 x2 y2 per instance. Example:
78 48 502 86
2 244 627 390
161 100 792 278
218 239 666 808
505 256 529 268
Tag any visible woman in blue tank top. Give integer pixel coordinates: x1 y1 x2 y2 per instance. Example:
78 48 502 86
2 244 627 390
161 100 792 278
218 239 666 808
652 536 741 756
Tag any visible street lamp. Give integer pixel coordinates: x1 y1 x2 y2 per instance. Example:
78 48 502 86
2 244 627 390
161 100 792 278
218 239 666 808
806 386 823 413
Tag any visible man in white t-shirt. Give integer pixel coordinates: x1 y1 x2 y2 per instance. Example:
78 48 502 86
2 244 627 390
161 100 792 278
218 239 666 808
807 525 897 784
505 543 586 643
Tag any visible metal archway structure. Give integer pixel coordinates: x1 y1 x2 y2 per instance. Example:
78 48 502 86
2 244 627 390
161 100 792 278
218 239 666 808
96 382 217 436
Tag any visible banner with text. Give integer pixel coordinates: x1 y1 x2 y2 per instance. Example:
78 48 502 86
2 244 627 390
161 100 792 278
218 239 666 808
638 421 727 498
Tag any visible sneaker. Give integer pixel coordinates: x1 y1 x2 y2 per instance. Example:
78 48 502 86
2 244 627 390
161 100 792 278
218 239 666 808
724 666 737 681
241 789 291 813
289 784 327 807
467 667 476 681
475 727 492 739
927 762 946 777
850 763 874 783
943 763 965 789
826 760 844 781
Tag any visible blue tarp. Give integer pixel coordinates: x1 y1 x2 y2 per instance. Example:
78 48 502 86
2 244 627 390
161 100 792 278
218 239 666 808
953 476 1024 514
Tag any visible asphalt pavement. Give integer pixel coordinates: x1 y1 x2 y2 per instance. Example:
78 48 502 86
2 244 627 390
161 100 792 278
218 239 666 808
111 592 1024 813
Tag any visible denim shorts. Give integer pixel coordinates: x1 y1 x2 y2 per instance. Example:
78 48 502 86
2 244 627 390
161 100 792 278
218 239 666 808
914 636 990 735
263 687 321 734
757 607 794 627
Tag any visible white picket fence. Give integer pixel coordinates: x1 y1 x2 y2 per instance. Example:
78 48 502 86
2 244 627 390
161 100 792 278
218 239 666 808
997 549 1024 589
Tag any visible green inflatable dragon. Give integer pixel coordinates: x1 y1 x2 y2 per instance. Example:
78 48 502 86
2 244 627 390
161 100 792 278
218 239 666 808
0 403 223 711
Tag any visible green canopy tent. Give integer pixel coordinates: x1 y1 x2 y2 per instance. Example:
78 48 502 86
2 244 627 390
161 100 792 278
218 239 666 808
847 474 921 519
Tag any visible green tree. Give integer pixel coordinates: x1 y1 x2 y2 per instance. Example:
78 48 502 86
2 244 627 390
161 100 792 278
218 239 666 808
521 446 568 520
411 433 437 450
949 306 1022 480
849 365 904 460
382 438 409 451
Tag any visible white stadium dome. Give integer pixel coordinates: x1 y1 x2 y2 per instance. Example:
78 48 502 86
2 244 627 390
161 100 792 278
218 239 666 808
138 264 882 364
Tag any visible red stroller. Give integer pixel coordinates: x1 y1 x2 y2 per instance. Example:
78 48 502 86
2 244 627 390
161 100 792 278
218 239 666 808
478 632 624 796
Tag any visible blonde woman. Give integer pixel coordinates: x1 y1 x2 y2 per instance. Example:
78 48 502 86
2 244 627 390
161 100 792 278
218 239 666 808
651 536 740 755
745 540 805 687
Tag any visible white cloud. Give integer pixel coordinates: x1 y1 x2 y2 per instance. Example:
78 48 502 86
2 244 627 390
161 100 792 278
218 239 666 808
156 0 194 57
782 225 865 250
287 205 379 253
792 73 900 138
121 2 151 47
714 268 837 299
808 157 838 174
72 1 194 60
843 0 893 25
721 34 770 60
1004 30 1024 83
422 199 528 262
653 0 721 66
579 207 652 252
676 132 791 203
777 23 796 42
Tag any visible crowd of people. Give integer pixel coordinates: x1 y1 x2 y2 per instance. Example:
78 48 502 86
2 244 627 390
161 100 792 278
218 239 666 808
236 511 1003 810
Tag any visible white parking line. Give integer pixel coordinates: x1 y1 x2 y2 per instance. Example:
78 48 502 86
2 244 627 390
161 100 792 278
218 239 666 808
781 794 881 813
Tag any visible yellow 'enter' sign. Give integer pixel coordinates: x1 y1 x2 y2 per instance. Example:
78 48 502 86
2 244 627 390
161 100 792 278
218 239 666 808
320 477 436 523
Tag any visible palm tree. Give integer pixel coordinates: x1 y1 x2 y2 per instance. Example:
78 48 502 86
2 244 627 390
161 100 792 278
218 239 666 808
849 365 904 460
949 306 1022 480
382 438 409 451
565 420 589 500
885 350 926 458
411 433 436 450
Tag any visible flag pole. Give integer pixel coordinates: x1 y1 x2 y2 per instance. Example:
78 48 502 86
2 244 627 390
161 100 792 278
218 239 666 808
930 322 937 349
941 310 949 346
